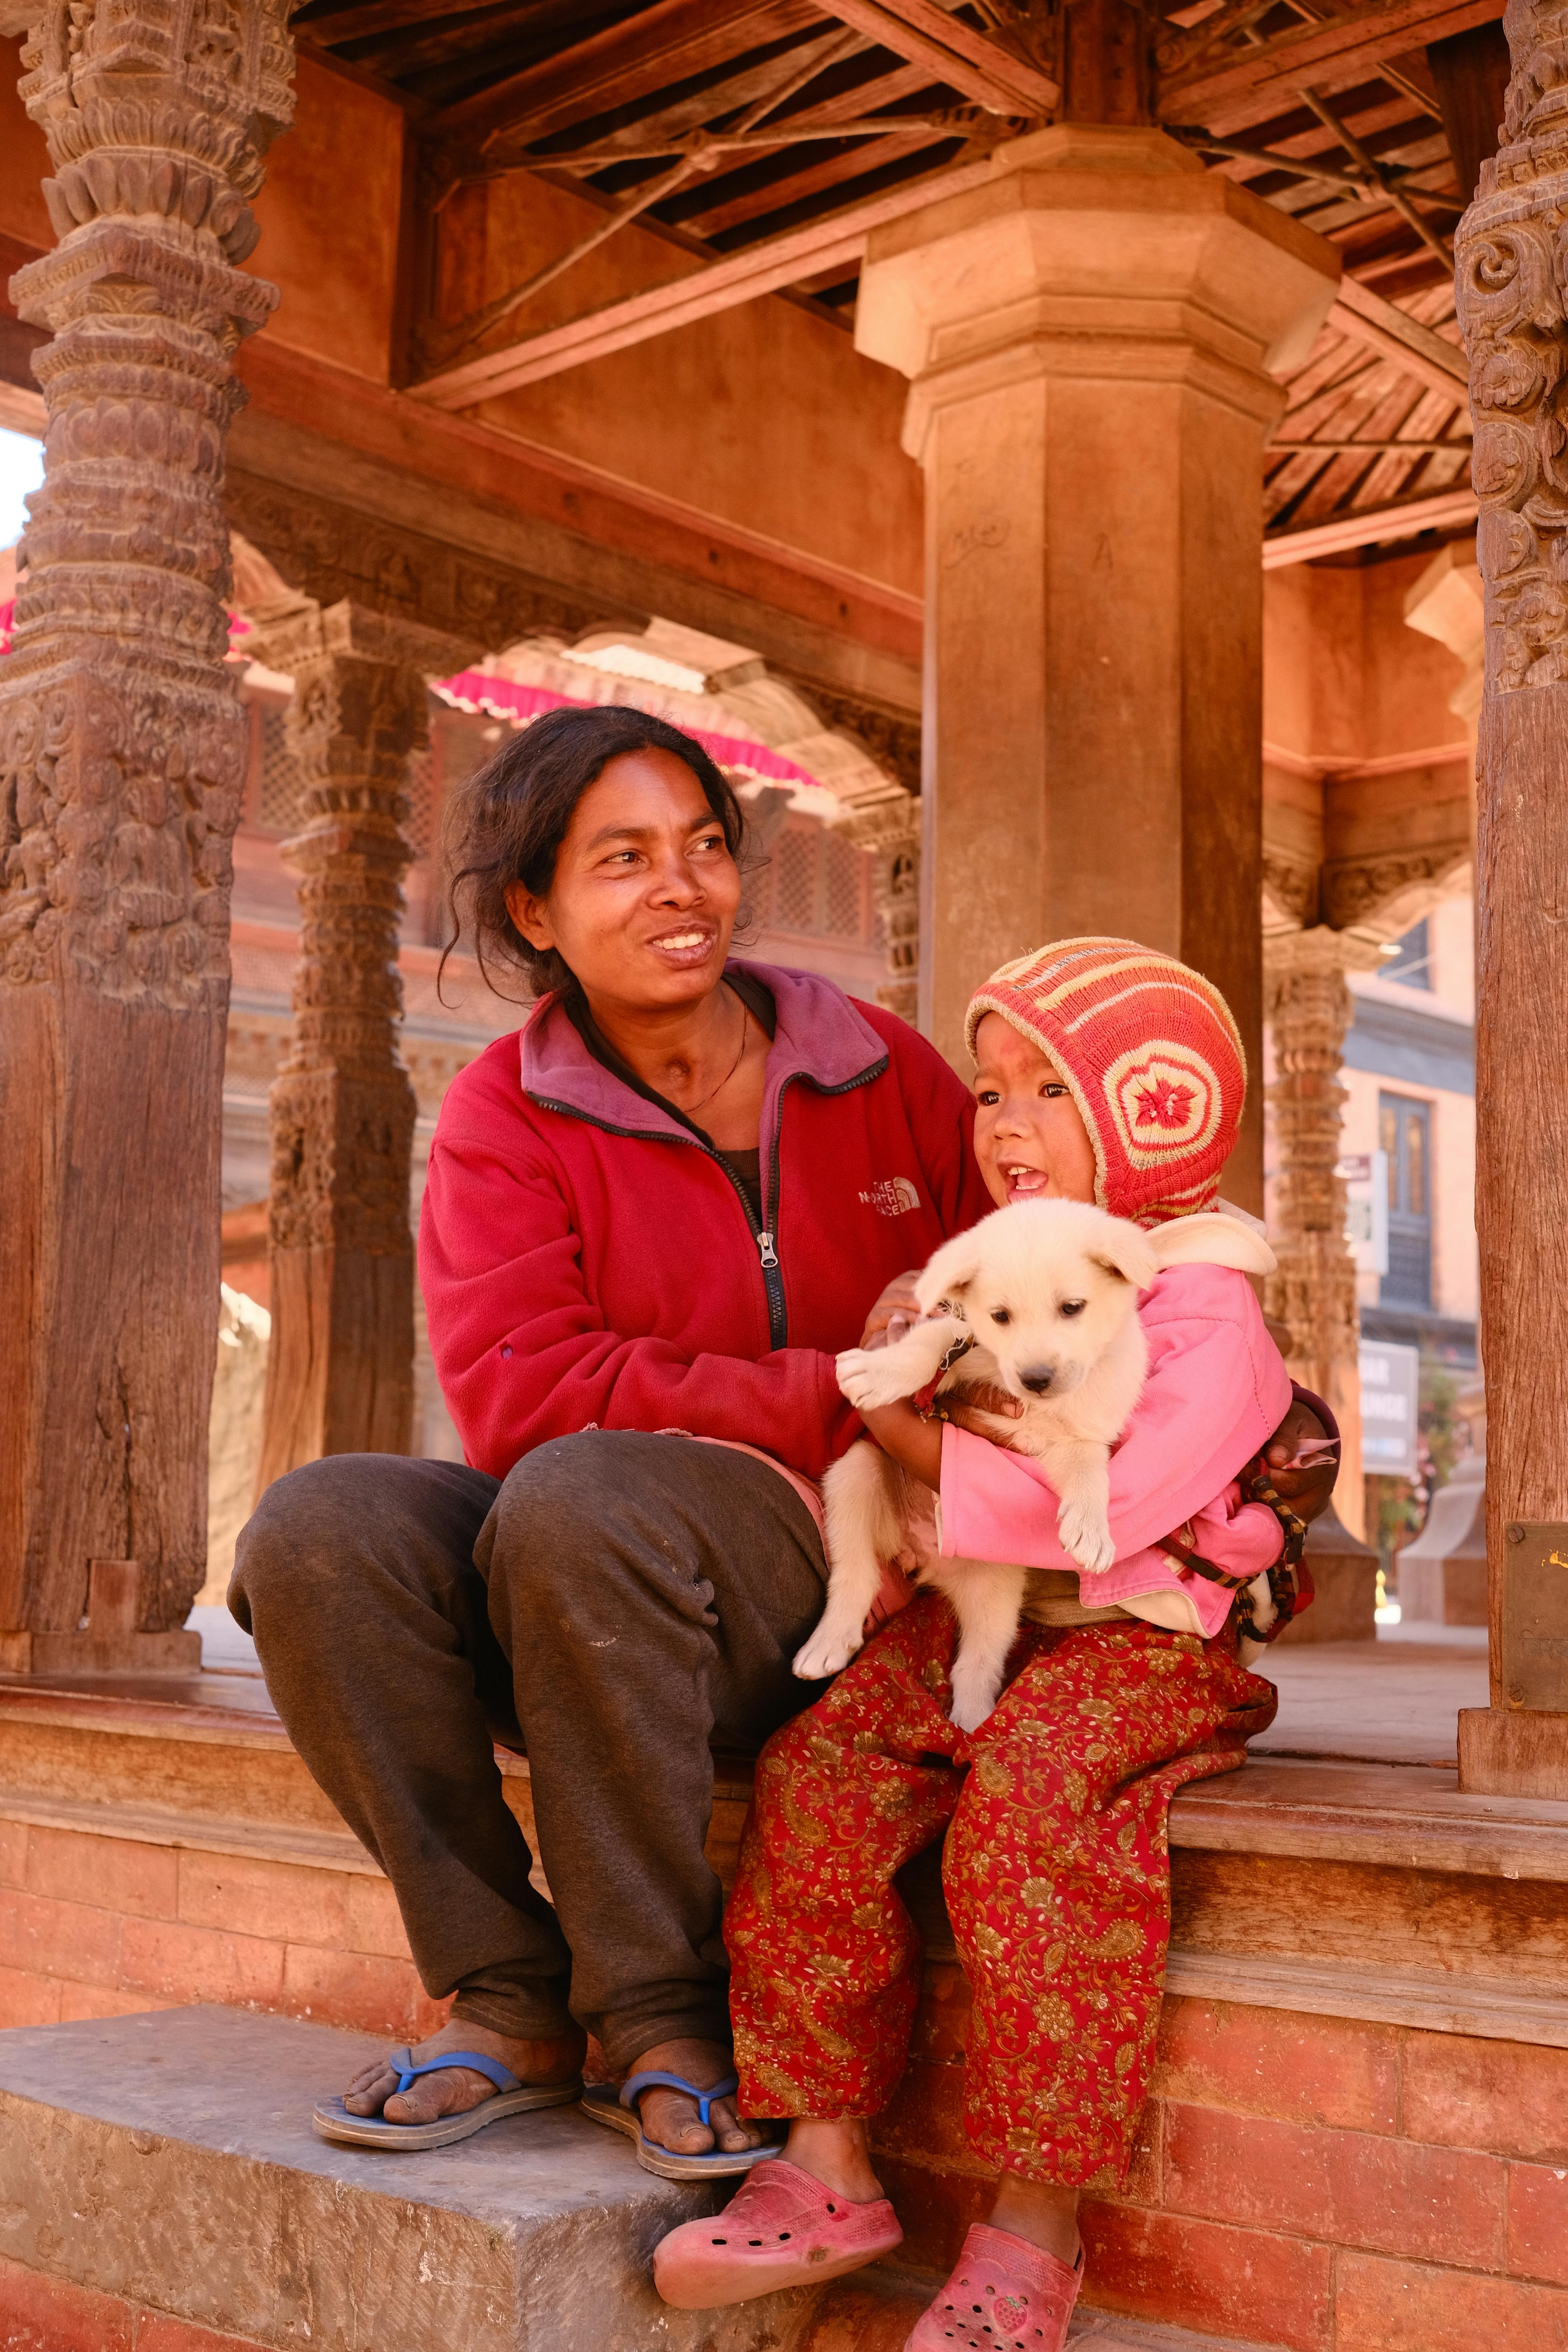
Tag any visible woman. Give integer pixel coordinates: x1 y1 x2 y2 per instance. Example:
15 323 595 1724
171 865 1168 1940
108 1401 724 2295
232 706 1329 2173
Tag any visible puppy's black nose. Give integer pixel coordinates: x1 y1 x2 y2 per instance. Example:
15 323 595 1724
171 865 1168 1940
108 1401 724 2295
1020 1367 1054 1395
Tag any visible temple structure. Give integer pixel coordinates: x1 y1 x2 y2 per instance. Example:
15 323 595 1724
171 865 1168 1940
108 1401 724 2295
0 4 1565 2348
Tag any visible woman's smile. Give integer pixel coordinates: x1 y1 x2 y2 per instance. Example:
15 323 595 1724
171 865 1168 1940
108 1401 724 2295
646 923 720 967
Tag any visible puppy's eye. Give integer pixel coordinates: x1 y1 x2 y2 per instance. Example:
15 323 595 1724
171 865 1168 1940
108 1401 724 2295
991 1309 1011 1326
1060 1299 1087 1318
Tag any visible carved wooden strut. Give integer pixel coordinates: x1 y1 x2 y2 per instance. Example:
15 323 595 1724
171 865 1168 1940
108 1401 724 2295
243 598 474 1491
1263 924 1383 1372
1455 0 1568 1788
0 0 295 1667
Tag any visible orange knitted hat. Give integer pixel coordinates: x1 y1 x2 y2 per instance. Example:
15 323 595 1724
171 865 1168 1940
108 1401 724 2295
965 937 1247 1227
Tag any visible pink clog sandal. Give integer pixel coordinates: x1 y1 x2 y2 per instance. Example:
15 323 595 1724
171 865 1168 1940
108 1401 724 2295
653 2156 903 2310
904 2223 1083 2352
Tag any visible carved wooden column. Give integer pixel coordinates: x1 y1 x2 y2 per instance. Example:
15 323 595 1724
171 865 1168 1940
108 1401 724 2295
854 127 1340 1206
1264 926 1383 1537
245 601 473 1493
1454 0 1568 1798
837 791 920 1023
0 2 294 1670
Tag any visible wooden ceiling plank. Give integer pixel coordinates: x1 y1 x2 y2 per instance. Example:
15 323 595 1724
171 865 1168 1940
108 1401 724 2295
297 0 490 44
818 0 1059 115
1162 0 1505 136
672 127 951 237
409 151 994 407
366 4 615 82
424 0 819 150
484 26 869 169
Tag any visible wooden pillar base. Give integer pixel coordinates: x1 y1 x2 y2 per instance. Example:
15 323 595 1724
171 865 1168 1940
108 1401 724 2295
1276 1504 1379 1644
0 1561 199 1677
1458 1707 1568 1801
0 1629 202 1676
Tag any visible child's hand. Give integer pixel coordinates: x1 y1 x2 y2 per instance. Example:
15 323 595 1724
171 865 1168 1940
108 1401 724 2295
1263 1401 1338 1521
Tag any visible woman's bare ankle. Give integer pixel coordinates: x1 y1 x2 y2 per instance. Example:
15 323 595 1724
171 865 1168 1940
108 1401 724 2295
784 2116 885 2205
986 2176 1081 2268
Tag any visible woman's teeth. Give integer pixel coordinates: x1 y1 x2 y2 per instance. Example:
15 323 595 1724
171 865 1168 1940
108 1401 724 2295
654 931 711 951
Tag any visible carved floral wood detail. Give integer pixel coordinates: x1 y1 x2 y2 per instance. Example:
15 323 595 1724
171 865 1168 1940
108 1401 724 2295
834 790 921 1022
1263 926 1382 1401
0 2 295 1003
1456 0 1568 692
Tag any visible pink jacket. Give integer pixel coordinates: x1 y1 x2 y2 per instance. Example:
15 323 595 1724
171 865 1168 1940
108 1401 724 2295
937 1261 1292 1640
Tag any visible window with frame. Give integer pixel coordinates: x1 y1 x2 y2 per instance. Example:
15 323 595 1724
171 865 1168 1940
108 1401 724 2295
1379 1092 1433 1308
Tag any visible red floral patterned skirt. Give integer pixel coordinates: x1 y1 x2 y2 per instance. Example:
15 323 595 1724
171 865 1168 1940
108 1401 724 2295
726 1591 1278 2189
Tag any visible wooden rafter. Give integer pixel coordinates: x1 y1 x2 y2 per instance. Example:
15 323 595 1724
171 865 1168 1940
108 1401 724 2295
1161 0 1505 134
408 152 995 408
1328 273 1470 402
818 0 1059 115
425 26 865 367
1296 84 1453 265
1262 485 1477 566
423 0 820 152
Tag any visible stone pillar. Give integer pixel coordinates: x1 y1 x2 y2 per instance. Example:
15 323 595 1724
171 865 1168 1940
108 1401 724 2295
1453 0 1568 1799
245 601 473 1496
837 791 920 1024
1264 926 1383 1540
0 3 295 1671
853 126 1340 1206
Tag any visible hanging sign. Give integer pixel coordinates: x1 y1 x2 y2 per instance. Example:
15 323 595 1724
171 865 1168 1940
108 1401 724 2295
1360 1340 1420 1479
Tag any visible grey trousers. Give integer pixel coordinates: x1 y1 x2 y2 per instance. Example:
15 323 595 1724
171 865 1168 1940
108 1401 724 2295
229 1432 828 2069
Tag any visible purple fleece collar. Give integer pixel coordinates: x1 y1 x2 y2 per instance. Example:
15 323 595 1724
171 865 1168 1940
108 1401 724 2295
518 959 889 1139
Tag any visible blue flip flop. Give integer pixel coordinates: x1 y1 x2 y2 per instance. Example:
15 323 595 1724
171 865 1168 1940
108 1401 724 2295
312 2046 583 2150
580 2069 780 2179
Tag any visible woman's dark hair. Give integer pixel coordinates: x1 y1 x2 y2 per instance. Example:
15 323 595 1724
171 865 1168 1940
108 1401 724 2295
439 703 751 1000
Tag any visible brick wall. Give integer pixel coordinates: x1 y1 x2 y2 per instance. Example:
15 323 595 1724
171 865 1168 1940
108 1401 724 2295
0 1820 447 2044
869 1958 1568 2351
4 1821 1566 2352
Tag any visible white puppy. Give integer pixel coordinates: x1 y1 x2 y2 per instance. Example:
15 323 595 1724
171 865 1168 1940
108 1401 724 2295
795 1199 1276 1732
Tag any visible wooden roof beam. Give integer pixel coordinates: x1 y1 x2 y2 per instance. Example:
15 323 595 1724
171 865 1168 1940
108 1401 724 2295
423 0 821 153
1263 484 1476 565
407 152 994 409
818 0 1060 116
1160 0 1506 136
1327 273 1470 403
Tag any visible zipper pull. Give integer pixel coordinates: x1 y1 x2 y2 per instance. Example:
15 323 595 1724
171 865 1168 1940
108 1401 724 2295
757 1230 779 1269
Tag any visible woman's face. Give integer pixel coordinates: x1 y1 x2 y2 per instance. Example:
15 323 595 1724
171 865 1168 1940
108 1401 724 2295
972 1012 1098 1209
504 748 742 1012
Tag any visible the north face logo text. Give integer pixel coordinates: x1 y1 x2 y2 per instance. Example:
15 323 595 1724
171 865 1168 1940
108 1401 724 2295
859 1177 920 1217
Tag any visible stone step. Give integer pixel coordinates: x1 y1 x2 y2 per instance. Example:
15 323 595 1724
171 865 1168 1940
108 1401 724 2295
0 2005 1283 2352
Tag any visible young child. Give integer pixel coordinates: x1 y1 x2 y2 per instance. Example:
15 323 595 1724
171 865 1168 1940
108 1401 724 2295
651 938 1325 2347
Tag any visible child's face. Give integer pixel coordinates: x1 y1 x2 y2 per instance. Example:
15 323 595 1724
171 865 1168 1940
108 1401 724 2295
972 1013 1098 1211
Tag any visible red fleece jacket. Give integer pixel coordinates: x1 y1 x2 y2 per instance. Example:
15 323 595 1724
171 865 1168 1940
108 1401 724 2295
420 960 994 1482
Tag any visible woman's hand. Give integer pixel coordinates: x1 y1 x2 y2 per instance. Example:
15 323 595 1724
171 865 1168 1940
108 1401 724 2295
945 1380 1024 1444
859 1272 922 1351
1261 1399 1339 1523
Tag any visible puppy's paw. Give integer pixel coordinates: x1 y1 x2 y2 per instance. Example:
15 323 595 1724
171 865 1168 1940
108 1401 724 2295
793 1623 862 1681
948 1676 999 1733
835 1347 912 1412
1058 1505 1116 1577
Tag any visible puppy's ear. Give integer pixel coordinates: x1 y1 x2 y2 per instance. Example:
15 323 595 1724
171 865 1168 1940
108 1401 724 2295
1145 1212 1278 1278
1089 1219 1161 1291
914 1230 985 1317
